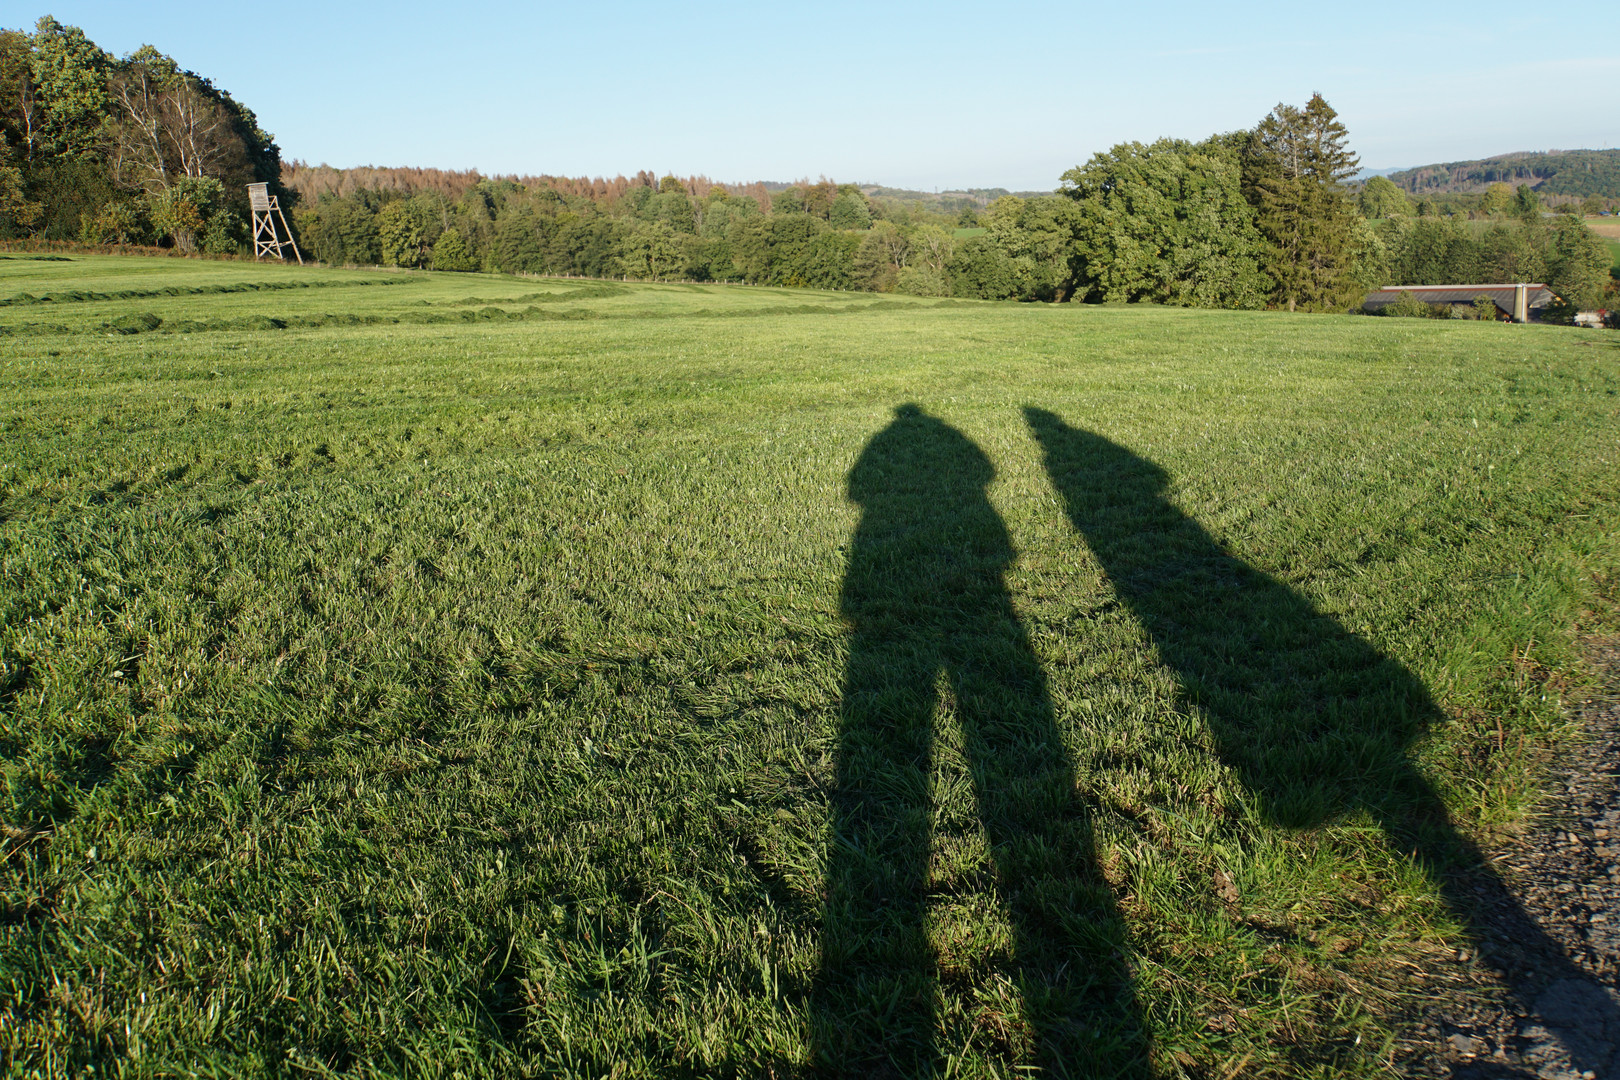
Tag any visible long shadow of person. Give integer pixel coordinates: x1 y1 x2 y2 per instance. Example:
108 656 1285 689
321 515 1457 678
812 405 1146 1078
1024 408 1620 1078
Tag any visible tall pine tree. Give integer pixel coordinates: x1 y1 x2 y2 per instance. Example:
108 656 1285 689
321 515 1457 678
1244 94 1362 311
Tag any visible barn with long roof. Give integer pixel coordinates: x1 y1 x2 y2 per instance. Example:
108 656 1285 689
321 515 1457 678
1361 283 1558 322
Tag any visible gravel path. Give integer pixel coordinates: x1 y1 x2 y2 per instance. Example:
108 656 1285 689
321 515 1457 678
1408 640 1620 1079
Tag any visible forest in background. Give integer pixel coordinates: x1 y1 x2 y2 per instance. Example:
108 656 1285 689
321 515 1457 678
1384 148 1620 203
1 16 1615 313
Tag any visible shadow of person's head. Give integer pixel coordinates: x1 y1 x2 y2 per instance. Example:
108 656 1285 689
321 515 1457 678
848 404 995 509
1024 408 1168 496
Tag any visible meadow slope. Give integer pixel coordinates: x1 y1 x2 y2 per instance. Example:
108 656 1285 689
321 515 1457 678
3 255 1619 1078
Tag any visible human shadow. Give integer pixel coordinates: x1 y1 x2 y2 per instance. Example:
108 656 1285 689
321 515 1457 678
811 405 1145 1078
1025 408 1620 1077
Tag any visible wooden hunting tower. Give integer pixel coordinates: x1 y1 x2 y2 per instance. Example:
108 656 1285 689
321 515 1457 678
248 183 302 263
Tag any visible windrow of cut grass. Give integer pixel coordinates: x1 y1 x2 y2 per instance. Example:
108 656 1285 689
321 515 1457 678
2 255 1618 1078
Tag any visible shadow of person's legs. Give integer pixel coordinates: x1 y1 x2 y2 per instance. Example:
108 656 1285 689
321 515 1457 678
1024 407 1620 1075
812 405 1145 1077
947 594 1146 1075
812 636 939 1075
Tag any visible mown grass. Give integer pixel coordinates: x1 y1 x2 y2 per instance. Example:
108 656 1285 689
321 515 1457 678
2 255 1619 1078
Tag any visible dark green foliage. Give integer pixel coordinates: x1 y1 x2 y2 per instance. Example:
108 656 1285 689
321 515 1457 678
430 227 476 272
1243 95 1364 312
770 187 804 215
853 221 906 292
615 220 683 280
200 208 244 255
1513 184 1540 219
550 215 622 278
763 212 827 285
378 200 429 268
828 191 871 231
0 18 287 246
22 16 108 161
1386 148 1620 200
1063 138 1269 308
642 189 695 234
18 154 114 239
947 235 1022 300
1545 214 1611 309
978 195 1080 302
696 194 758 239
1369 214 1613 310
1381 290 1435 318
494 208 543 274
1475 221 1549 283
1375 218 1478 286
785 231 860 290
308 198 381 266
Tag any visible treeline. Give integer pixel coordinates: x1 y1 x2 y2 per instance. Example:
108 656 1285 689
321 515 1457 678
0 17 283 250
1357 176 1612 308
299 94 1617 311
2 16 1612 313
282 162 775 216
1385 149 1620 202
291 95 1390 311
293 170 1017 296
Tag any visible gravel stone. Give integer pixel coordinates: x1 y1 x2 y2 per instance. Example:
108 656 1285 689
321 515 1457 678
1406 640 1620 1078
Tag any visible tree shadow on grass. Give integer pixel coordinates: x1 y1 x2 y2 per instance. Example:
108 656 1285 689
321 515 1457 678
1024 407 1620 1077
811 405 1145 1078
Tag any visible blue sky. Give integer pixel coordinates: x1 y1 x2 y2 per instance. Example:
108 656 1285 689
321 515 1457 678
20 2 1620 191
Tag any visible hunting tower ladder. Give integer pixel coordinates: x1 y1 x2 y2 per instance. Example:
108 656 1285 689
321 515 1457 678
248 183 302 263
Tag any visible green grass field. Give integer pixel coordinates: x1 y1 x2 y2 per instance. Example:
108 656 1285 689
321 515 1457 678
3 254 1619 1078
1580 218 1620 279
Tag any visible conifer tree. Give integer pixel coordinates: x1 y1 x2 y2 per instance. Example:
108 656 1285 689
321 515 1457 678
1244 94 1362 311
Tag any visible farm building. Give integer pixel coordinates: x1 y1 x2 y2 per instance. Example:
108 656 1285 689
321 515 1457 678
1361 283 1557 322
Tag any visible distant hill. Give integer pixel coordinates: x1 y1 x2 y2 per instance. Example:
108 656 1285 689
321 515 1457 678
1384 149 1620 199
856 185 1054 214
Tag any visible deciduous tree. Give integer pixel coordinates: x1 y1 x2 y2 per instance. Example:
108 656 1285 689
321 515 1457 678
1477 183 1514 217
829 191 871 230
378 200 427 267
1064 137 1269 308
1358 175 1412 219
27 16 108 161
430 227 476 271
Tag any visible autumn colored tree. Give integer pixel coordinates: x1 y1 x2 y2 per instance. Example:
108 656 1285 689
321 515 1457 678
801 179 838 220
